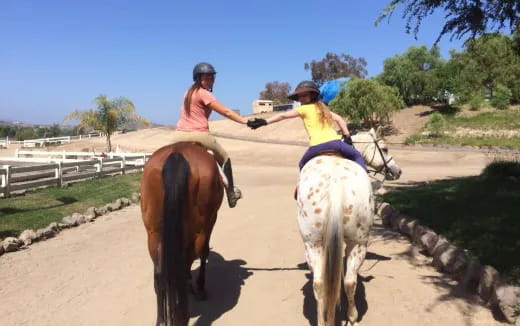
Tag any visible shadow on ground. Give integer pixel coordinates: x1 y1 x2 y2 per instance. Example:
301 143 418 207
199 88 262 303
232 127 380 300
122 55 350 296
189 251 252 326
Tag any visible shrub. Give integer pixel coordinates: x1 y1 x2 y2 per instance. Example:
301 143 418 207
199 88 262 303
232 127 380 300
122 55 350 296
491 84 512 110
468 93 485 110
426 112 446 137
330 77 404 128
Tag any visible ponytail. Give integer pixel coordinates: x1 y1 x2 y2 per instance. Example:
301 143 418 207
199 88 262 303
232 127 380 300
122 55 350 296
314 99 333 127
183 79 203 116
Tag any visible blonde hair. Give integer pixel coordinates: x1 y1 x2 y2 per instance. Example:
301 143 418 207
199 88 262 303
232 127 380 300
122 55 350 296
314 98 333 127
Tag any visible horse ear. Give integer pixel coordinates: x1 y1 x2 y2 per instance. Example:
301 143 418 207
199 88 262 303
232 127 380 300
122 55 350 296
369 128 376 137
375 126 382 138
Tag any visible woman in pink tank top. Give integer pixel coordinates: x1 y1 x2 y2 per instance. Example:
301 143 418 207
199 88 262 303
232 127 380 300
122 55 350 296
171 62 248 208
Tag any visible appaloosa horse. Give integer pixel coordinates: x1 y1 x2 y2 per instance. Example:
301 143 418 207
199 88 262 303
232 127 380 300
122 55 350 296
141 142 224 326
296 128 401 326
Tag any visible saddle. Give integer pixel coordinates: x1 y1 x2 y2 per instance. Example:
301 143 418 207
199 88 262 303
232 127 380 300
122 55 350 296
294 150 344 200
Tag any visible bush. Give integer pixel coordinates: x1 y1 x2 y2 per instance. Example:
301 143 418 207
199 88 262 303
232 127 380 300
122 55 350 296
426 112 446 137
468 93 485 110
330 77 404 127
491 84 512 110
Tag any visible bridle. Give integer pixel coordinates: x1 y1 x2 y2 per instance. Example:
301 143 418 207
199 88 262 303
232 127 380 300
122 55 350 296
352 133 394 179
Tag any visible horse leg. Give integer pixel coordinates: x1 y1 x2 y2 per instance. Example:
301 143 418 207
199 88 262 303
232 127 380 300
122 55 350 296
194 243 209 300
344 243 367 326
306 245 326 326
147 231 165 326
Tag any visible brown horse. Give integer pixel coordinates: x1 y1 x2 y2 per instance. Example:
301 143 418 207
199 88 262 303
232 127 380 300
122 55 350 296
141 142 224 326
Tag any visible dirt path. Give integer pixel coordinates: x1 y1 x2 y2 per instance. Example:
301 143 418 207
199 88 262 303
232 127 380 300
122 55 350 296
0 136 502 326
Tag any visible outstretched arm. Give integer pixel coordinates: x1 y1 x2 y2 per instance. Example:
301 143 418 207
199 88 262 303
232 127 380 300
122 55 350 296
209 101 247 124
265 108 300 124
331 112 350 135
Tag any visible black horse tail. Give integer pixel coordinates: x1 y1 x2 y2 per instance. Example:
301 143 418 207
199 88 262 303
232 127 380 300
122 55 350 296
160 152 190 326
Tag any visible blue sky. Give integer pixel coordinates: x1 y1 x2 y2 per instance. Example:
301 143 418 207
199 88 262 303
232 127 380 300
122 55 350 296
0 0 465 125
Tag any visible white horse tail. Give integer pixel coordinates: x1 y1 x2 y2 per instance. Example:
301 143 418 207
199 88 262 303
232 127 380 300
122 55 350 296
322 177 345 326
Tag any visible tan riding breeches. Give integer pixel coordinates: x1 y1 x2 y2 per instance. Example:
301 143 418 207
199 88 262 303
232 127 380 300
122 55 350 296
171 130 229 164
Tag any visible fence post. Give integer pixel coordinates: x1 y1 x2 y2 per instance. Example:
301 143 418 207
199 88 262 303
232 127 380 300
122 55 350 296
121 155 126 175
15 148 19 158
56 162 63 188
97 158 103 178
3 165 11 198
6 136 8 148
62 150 66 160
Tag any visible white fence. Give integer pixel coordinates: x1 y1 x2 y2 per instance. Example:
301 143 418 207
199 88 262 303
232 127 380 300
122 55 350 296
0 150 151 198
0 133 103 149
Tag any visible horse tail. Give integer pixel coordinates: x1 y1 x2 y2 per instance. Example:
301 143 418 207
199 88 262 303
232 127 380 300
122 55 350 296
160 152 190 326
322 177 345 326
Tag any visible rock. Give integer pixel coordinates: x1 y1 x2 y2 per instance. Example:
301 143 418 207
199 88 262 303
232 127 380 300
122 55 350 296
85 206 99 218
430 236 449 257
48 222 60 231
459 258 482 290
18 229 37 246
72 213 86 225
419 231 439 255
62 213 85 227
399 218 418 237
0 243 4 256
109 199 122 211
97 206 109 215
58 222 71 229
61 215 75 227
478 265 501 303
433 244 458 272
445 249 470 277
389 212 403 231
104 204 113 212
120 197 131 207
494 285 520 324
377 202 394 226
36 226 57 240
3 237 21 252
411 224 429 244
131 192 140 203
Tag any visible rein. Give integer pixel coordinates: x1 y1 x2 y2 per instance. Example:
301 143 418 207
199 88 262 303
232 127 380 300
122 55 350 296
352 135 393 179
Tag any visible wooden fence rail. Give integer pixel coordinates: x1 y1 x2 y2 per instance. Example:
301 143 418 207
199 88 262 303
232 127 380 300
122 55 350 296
0 150 151 198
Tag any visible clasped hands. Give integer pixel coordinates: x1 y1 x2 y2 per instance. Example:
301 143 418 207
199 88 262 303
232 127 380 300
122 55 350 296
247 118 267 130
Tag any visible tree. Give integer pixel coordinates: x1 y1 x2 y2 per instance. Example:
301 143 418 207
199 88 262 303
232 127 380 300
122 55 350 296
377 0 520 45
378 46 445 105
63 95 150 152
259 81 292 105
330 77 405 127
447 33 520 103
304 52 368 86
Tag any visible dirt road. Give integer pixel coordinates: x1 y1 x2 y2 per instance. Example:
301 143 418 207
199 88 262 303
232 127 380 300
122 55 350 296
0 134 503 326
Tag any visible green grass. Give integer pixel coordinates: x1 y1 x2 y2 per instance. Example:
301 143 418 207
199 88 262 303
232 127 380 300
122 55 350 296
382 161 520 284
448 109 520 130
405 107 520 148
405 134 520 148
0 173 142 238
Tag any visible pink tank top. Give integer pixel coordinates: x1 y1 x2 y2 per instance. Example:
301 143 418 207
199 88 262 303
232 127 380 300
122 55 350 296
176 88 216 132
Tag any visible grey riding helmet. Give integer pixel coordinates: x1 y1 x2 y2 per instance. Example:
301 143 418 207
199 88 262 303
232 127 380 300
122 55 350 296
193 62 216 81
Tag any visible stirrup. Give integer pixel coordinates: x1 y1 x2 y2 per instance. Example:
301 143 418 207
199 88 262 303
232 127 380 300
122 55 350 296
227 186 242 208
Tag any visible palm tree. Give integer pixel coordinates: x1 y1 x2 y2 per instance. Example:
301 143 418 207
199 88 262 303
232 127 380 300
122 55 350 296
62 95 150 152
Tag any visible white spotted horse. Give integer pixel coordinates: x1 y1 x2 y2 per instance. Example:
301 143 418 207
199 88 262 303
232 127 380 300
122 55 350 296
296 128 401 326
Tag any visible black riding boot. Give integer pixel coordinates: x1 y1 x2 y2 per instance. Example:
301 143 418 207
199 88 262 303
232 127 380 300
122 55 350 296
222 159 242 208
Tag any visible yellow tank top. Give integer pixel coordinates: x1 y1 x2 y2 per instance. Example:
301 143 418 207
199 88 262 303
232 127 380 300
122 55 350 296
296 104 341 146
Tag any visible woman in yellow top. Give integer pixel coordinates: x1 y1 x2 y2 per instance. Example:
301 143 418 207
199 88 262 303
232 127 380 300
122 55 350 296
247 80 367 171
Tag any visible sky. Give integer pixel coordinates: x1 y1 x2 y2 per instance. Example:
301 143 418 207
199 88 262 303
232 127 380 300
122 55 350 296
0 0 465 125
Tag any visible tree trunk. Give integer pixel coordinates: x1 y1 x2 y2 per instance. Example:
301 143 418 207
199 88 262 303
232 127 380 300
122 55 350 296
106 134 112 152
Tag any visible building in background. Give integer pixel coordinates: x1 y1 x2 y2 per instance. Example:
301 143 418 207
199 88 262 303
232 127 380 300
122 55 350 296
252 100 274 114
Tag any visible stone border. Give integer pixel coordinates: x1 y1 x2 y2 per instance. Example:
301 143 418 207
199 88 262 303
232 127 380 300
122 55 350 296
0 192 141 256
377 202 520 324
